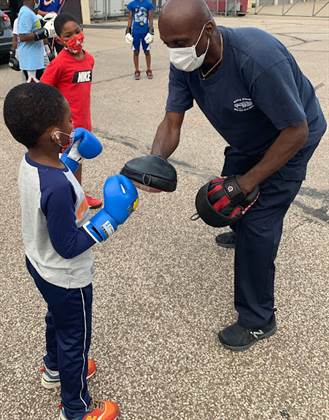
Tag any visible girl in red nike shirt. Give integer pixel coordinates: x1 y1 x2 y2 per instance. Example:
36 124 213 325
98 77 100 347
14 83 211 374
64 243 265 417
41 13 101 209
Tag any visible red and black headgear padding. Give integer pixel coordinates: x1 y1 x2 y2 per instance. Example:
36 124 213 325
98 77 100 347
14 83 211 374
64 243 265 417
195 176 259 227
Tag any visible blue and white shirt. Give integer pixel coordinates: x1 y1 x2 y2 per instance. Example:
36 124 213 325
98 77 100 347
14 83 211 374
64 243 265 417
39 0 62 13
127 0 154 34
18 154 96 289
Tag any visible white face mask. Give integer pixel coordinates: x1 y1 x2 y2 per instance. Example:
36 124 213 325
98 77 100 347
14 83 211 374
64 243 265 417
53 130 74 149
168 23 210 72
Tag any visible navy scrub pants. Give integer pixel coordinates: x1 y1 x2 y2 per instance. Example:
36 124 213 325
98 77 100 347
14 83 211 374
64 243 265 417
26 258 92 420
221 147 302 329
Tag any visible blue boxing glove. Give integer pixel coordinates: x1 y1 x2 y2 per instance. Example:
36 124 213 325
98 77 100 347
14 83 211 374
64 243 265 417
61 128 103 173
83 174 139 242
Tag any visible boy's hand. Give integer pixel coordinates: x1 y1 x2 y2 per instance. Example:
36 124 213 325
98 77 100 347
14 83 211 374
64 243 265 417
83 175 139 242
33 27 49 41
60 128 103 173
103 174 138 225
144 31 154 44
8 50 20 71
125 27 133 45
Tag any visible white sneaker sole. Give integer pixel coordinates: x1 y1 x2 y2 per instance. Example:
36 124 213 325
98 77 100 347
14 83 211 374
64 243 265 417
42 370 96 390
41 375 61 389
59 410 67 420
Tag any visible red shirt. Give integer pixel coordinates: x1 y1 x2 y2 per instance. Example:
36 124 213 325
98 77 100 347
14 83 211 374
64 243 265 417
41 49 94 131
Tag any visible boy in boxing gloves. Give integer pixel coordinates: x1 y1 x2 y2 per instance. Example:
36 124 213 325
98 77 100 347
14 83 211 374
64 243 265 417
41 13 101 209
17 0 53 81
4 83 138 420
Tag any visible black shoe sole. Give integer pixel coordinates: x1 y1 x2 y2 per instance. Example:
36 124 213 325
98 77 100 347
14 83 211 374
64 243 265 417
215 233 236 249
215 240 235 249
218 325 277 352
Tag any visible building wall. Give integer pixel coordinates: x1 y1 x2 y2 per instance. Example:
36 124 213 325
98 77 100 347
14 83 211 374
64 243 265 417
89 0 162 19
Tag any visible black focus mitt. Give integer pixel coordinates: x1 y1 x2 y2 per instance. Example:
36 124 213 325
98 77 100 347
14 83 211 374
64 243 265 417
121 155 177 192
194 176 259 227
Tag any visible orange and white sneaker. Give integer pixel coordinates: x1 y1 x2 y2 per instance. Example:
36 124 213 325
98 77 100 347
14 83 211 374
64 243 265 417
85 194 102 209
59 400 120 420
41 358 97 389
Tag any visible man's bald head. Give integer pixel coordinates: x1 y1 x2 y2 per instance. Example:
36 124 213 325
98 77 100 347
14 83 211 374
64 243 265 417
160 0 212 28
159 0 215 48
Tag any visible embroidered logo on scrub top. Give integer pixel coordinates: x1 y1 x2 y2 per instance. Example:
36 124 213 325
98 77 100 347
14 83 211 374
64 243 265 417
233 98 254 112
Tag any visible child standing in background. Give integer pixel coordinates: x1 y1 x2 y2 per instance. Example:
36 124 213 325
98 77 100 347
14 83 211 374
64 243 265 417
17 0 47 81
41 13 102 208
125 0 154 80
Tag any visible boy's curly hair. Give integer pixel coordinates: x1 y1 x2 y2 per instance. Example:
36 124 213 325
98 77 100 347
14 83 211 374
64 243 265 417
3 83 67 148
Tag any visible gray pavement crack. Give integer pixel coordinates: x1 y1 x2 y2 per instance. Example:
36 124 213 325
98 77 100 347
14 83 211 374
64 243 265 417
273 32 326 50
314 82 326 91
275 33 309 43
294 186 329 223
293 201 329 222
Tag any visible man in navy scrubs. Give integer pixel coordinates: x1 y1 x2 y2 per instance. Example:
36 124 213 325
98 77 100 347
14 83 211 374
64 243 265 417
150 0 327 351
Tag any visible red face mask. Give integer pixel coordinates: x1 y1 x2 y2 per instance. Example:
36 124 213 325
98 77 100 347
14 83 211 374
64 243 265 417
64 32 85 55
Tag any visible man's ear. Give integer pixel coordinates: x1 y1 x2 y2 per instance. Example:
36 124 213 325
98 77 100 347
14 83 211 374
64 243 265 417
205 20 215 36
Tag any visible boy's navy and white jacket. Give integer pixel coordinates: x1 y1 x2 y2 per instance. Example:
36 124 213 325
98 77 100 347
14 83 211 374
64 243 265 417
19 154 96 289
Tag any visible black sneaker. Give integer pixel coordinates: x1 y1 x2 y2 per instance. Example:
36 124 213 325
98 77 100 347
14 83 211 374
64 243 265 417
215 231 236 248
218 316 277 352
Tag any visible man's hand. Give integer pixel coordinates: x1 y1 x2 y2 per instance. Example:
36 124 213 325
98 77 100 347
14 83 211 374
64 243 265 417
195 176 260 227
121 155 177 193
133 182 161 193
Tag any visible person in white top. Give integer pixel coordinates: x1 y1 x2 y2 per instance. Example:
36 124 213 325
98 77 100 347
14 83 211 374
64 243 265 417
9 13 54 80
